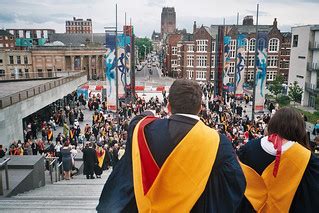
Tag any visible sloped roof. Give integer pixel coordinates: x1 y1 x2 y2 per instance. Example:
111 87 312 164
0 30 14 37
49 33 105 47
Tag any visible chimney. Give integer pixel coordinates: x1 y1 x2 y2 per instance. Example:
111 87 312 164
193 21 197 34
243 16 254 26
273 18 278 28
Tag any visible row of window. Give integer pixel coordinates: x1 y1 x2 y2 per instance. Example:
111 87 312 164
66 21 91 26
0 43 14 48
184 55 278 68
183 38 280 54
8 55 29 65
0 36 14 40
186 70 277 81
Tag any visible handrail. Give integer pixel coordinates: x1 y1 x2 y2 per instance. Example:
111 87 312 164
0 71 86 109
0 158 11 195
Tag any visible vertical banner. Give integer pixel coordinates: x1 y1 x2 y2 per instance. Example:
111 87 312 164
235 34 247 98
104 33 117 111
223 36 231 85
255 32 268 111
117 34 131 99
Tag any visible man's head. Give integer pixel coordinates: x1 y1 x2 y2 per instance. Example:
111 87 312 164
168 79 202 115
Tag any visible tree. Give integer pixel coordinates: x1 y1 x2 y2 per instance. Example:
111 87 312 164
135 37 153 61
269 74 285 101
288 81 303 106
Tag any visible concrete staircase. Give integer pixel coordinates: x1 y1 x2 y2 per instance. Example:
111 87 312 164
0 169 111 212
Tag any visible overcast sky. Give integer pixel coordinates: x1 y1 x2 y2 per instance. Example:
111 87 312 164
0 0 318 38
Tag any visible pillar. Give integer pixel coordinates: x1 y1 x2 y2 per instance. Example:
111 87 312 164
71 56 75 71
88 56 92 80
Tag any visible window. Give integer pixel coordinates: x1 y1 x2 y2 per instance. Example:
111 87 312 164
172 46 177 55
244 38 249 51
5 36 8 40
211 55 215 67
229 62 235 74
196 55 207 67
268 56 278 67
293 35 298 47
9 56 14 64
210 71 215 80
171 59 177 67
0 59 3 64
187 55 194 67
0 36 2 40
298 56 305 59
212 42 215 52
186 70 194 79
196 40 208 52
266 71 277 81
230 39 236 58
258 38 266 50
0 69 5 76
248 56 255 67
17 56 21 64
187 45 194 52
269 38 279 52
196 71 206 80
247 71 254 81
249 39 256 52
24 56 28 64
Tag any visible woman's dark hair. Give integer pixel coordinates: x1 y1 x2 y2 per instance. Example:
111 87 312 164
168 79 202 115
267 107 309 149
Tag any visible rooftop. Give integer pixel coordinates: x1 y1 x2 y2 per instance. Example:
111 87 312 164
48 33 105 47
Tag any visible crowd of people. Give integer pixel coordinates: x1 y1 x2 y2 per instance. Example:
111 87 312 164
1 83 318 182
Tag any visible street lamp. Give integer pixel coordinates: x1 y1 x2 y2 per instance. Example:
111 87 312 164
143 44 147 61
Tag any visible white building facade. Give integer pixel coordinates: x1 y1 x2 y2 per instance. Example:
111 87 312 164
288 25 319 107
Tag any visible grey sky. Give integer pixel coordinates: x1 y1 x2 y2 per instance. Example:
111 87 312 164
0 0 318 37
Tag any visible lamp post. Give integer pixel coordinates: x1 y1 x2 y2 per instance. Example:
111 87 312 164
143 44 147 61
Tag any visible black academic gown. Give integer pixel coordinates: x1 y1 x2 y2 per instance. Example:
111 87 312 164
237 138 319 213
83 147 97 175
97 114 246 212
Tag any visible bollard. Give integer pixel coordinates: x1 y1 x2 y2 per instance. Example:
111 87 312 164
55 160 58 182
0 170 3 195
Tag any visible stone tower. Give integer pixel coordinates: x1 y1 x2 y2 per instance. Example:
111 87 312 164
161 7 176 36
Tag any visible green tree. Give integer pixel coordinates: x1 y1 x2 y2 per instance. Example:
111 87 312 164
135 37 153 61
269 74 285 101
288 81 303 106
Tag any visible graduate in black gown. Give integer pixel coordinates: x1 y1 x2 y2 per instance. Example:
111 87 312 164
237 107 319 212
97 79 246 212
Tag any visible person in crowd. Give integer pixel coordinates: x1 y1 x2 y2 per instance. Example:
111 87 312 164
95 143 105 178
97 79 246 212
37 139 45 155
83 142 98 179
70 145 78 177
61 142 72 180
0 145 6 158
47 127 53 143
63 121 70 138
55 141 62 162
237 107 319 212
48 117 56 131
31 140 38 155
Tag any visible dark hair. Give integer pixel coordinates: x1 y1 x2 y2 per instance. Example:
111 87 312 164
168 79 202 115
267 107 309 149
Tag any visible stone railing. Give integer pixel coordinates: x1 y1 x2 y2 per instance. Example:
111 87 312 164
0 71 86 109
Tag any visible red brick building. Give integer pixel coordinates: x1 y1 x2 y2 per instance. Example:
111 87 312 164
0 30 15 49
164 17 289 84
66 17 92 34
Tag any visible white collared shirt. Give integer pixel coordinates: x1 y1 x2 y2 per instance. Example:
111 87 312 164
174 113 200 121
260 136 295 156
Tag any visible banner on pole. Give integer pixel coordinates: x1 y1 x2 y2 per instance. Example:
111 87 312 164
255 32 268 111
105 33 117 111
235 34 247 98
223 36 231 85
